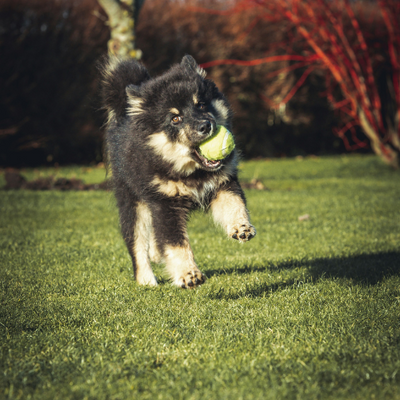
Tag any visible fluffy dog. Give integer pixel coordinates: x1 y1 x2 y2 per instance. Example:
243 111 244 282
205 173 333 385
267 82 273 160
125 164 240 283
101 55 256 288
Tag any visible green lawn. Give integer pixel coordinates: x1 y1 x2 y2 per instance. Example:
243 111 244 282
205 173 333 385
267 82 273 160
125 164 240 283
1 155 400 400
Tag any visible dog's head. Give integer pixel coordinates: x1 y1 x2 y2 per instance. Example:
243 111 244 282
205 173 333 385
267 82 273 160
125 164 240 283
126 55 234 175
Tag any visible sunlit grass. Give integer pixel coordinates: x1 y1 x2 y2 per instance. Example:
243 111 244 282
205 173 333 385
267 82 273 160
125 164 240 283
1 155 400 399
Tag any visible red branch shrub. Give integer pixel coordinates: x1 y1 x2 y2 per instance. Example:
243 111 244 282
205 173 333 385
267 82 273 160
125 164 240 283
194 0 400 167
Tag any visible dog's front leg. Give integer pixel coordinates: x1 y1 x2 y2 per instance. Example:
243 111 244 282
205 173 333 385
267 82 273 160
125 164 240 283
117 193 158 286
210 181 256 243
164 244 205 288
151 200 206 288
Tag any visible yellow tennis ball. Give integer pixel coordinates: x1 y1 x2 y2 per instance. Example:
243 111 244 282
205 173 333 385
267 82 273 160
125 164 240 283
198 125 235 161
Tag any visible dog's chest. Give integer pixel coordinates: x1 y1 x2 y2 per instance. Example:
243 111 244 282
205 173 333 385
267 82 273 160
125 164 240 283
151 173 230 205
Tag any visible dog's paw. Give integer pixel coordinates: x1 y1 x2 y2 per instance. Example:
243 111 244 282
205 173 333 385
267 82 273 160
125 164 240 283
136 270 158 287
230 223 256 243
174 269 206 289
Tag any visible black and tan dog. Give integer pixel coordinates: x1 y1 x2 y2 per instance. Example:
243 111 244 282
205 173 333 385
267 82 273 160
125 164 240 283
101 55 256 288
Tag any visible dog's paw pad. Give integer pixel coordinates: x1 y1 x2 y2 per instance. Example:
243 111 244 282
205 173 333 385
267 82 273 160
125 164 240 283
230 223 256 243
176 270 206 289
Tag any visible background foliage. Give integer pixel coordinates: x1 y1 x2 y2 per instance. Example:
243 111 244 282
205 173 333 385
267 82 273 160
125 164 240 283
0 0 398 165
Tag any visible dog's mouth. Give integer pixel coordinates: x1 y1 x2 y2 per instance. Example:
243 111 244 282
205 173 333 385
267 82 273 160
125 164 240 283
192 149 222 171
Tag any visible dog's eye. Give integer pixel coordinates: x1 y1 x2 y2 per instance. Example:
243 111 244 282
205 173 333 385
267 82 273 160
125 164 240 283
171 115 182 125
197 102 206 110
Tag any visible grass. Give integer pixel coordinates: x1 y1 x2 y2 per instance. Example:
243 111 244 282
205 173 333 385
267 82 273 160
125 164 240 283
1 154 400 400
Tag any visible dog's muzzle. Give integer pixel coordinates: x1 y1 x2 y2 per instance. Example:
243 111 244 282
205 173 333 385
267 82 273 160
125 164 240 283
198 120 212 136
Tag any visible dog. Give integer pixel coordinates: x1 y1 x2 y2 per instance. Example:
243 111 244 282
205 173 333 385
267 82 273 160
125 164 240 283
101 55 256 288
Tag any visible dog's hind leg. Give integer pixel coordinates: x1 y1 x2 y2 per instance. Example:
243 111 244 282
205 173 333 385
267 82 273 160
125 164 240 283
210 181 256 243
149 230 162 264
150 201 205 288
118 192 157 286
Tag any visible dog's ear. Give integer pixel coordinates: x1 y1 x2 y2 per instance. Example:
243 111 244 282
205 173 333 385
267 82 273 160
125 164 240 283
126 84 144 116
126 84 141 98
181 55 207 78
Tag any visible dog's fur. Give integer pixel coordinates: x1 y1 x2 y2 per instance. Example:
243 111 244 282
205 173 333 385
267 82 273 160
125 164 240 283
101 55 256 288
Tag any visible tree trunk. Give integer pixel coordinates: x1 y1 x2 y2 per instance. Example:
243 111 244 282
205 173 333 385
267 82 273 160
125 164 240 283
358 109 399 168
97 0 142 59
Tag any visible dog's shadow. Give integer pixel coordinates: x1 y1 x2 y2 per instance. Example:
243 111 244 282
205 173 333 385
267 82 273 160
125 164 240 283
204 251 400 299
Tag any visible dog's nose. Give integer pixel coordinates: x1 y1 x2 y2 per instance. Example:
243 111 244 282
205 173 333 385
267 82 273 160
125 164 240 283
198 121 211 135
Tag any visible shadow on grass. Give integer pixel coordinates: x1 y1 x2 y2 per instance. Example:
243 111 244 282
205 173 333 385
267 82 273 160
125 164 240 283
205 251 400 300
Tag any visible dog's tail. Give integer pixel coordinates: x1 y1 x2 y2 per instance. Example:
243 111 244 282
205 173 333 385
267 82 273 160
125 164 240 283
100 57 150 123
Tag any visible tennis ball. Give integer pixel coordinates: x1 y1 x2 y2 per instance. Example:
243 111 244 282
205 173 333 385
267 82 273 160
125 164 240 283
198 125 235 161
